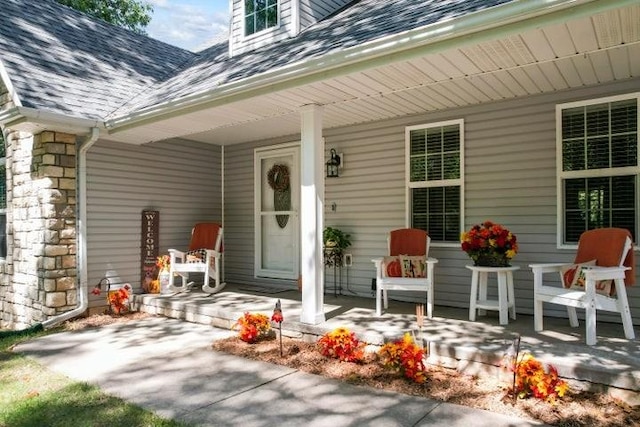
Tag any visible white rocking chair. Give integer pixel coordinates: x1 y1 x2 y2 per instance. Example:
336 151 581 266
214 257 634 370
168 223 225 294
372 228 437 317
530 227 635 345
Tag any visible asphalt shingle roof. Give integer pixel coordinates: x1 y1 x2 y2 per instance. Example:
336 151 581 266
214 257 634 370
0 0 194 119
0 0 512 122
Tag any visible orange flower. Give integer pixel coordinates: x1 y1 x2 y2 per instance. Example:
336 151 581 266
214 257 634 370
512 353 568 403
107 286 130 315
378 333 427 383
318 327 365 363
156 255 170 270
233 312 271 343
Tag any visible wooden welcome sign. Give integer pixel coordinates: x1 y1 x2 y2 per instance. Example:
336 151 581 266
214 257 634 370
141 210 159 293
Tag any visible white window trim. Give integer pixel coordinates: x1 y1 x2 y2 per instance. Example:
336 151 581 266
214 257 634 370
405 118 465 248
242 0 282 40
555 92 640 249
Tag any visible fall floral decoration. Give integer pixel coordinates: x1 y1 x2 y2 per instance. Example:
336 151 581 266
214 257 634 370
510 353 569 403
461 220 518 267
234 312 271 343
148 279 160 294
156 255 170 271
502 335 569 404
267 163 291 229
155 255 171 293
267 164 290 191
146 256 171 294
317 327 365 363
108 286 131 315
91 278 131 315
378 332 427 383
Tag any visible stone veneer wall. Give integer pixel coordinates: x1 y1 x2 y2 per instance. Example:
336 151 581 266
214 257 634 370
0 129 78 329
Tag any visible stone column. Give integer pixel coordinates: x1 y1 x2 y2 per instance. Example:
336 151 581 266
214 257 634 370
0 130 77 329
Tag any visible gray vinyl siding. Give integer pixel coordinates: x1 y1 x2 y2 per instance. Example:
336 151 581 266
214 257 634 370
224 78 640 325
86 139 222 308
299 0 352 28
230 0 294 57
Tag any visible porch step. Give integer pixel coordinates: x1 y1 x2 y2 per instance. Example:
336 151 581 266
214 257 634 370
131 286 640 398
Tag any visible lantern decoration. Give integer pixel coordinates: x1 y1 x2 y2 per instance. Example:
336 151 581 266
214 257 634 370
271 299 284 356
326 148 341 178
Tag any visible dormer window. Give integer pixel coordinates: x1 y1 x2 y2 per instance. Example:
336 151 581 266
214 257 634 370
245 0 279 36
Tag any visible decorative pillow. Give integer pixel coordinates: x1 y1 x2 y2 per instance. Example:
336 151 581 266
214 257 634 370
560 260 613 296
593 279 613 296
383 256 403 277
382 256 427 278
560 260 596 289
400 256 426 278
186 249 207 263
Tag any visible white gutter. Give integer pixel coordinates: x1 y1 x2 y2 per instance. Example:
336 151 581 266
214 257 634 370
106 0 632 133
0 106 103 131
42 127 100 329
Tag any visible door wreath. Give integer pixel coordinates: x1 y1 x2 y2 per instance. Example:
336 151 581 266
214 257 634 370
267 164 291 228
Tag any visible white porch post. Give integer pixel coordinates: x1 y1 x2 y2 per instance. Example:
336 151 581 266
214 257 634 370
299 104 325 324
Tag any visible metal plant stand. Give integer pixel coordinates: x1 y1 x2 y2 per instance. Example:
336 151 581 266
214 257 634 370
323 248 343 297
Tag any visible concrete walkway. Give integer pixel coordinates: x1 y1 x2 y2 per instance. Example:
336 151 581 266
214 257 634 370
15 316 544 427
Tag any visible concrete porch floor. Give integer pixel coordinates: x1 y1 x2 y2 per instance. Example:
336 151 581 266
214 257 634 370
132 282 640 400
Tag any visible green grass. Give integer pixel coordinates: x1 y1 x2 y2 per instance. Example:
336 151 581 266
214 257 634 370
0 328 191 427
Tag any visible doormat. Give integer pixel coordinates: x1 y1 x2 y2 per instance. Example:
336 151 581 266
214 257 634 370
237 286 291 294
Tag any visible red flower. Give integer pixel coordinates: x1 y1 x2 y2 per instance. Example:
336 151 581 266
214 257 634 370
461 221 518 263
241 324 258 343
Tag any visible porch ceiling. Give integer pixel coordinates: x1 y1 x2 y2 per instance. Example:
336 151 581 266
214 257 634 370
106 3 640 146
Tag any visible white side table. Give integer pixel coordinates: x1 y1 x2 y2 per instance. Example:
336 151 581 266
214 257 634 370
466 265 519 325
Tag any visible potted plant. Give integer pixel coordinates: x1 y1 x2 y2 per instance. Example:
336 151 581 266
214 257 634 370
323 226 351 251
323 226 351 266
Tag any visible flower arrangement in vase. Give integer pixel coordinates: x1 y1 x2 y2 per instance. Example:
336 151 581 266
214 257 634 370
461 221 518 267
156 255 171 294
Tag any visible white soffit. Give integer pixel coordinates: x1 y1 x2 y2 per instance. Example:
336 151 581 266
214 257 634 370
106 3 640 146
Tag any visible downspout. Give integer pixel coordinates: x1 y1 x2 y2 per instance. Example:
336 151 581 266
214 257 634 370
221 145 225 282
42 127 100 329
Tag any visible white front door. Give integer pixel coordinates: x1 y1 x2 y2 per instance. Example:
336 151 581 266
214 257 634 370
255 144 300 279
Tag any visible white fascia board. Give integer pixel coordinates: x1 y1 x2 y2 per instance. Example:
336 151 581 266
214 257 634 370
0 106 104 135
0 106 21 125
106 0 630 134
0 60 22 108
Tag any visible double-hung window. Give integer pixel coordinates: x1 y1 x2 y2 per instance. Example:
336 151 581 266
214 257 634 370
244 0 278 36
558 93 639 244
406 119 463 243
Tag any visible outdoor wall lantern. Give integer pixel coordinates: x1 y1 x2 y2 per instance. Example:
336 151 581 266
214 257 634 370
326 148 341 178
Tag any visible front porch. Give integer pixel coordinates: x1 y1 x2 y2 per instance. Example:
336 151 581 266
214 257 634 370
132 283 640 401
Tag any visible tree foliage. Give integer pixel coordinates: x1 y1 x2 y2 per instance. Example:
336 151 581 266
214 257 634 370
56 0 153 34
